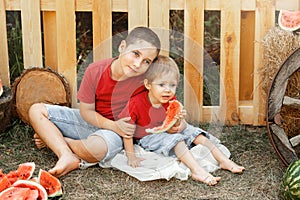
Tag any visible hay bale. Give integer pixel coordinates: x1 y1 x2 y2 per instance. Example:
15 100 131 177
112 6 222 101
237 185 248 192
260 26 300 98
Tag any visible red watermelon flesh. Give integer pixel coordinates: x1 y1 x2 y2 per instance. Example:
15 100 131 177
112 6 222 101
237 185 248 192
0 176 11 193
6 162 35 184
12 180 47 200
0 186 32 199
278 10 300 31
146 100 183 134
38 169 62 197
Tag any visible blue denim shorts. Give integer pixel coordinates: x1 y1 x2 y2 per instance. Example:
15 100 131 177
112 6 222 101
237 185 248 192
138 124 209 157
45 104 123 163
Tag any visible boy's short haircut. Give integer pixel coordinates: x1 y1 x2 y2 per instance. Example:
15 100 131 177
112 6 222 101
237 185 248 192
145 55 180 83
126 27 161 55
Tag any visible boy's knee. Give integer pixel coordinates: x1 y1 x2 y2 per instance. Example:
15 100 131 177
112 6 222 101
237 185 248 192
86 136 108 161
28 103 47 121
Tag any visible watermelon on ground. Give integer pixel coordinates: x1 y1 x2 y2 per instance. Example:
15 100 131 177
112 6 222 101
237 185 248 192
282 159 300 200
38 169 63 197
6 162 35 184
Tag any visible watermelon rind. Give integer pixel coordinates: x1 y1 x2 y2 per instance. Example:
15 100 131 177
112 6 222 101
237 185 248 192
12 179 48 200
146 100 183 134
38 169 63 197
278 10 300 32
282 159 300 200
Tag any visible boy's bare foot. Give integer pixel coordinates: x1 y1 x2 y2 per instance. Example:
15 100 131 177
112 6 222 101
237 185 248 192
48 153 80 177
220 159 245 174
33 133 47 149
191 173 221 186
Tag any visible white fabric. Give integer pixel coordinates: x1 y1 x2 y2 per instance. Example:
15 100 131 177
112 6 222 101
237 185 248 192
99 134 231 181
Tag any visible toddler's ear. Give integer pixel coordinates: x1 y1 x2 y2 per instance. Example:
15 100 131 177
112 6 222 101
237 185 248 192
144 79 151 89
118 40 126 52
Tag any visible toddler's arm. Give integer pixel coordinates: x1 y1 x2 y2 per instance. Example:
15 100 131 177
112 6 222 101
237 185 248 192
123 138 145 168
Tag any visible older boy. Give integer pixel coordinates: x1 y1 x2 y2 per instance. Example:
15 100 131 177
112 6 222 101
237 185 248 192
29 27 161 177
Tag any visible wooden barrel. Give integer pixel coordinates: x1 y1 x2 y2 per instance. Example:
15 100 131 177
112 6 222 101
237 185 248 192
267 47 300 166
12 67 71 124
0 86 13 132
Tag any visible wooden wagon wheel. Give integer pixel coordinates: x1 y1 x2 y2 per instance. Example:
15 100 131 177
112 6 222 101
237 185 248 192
12 67 71 124
267 47 300 167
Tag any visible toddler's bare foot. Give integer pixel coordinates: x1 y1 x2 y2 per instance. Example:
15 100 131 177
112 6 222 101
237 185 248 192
33 133 46 149
48 153 80 177
220 159 245 174
191 173 221 186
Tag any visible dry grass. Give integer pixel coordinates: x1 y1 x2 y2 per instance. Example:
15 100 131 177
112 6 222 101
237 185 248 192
0 120 287 200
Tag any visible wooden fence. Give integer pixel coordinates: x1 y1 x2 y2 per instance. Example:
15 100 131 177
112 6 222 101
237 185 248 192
0 0 299 126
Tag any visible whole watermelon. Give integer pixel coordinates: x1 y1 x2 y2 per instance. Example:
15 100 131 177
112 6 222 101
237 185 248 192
282 159 300 200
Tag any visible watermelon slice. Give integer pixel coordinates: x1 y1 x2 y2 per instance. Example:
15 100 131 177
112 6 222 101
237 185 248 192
6 162 35 184
12 180 47 200
146 100 183 134
38 169 62 197
0 79 3 97
278 10 300 31
0 187 33 199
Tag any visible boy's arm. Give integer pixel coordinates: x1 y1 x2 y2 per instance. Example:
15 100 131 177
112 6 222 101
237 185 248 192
80 102 135 138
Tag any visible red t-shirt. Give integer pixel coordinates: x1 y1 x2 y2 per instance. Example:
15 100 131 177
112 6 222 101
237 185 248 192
119 91 174 139
77 58 146 120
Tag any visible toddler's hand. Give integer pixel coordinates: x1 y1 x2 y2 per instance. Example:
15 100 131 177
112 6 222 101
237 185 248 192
127 153 145 168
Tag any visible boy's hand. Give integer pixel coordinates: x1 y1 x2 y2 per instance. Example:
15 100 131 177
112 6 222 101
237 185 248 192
126 152 145 168
115 117 136 138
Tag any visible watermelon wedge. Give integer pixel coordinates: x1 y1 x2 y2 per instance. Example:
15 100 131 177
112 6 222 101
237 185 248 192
6 162 35 184
278 10 300 31
12 180 47 200
38 169 63 197
146 100 183 134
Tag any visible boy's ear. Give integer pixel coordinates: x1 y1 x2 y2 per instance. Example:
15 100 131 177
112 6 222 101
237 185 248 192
144 79 151 89
118 40 126 52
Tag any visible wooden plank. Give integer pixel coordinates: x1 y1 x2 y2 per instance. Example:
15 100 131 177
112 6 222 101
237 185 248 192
219 0 241 125
43 11 57 70
253 0 275 125
0 0 10 87
4 0 300 12
128 0 148 29
93 0 112 61
275 0 299 10
76 0 92 11
21 0 43 68
184 0 204 122
240 11 254 101
4 0 21 10
239 100 253 124
112 0 128 12
40 0 55 11
290 134 300 147
56 0 77 107
149 0 169 56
